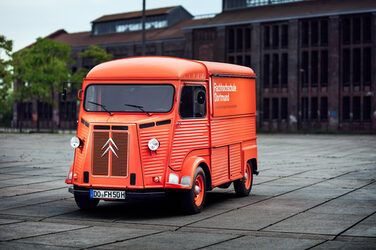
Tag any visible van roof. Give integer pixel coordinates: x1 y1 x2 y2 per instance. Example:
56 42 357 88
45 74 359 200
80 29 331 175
86 56 255 81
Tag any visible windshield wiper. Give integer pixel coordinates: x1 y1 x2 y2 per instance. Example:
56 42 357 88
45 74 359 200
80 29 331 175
88 101 112 116
124 103 151 116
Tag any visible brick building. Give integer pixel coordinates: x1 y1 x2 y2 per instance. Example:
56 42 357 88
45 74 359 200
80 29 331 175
14 0 376 132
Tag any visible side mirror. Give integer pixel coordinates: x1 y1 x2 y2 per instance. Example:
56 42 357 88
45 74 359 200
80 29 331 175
62 88 67 101
77 89 83 101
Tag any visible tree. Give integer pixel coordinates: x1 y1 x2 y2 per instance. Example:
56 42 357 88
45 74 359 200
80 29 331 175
71 45 113 83
13 38 72 131
0 35 13 126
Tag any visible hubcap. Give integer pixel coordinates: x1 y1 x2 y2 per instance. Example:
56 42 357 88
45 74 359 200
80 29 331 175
194 185 201 195
194 174 204 206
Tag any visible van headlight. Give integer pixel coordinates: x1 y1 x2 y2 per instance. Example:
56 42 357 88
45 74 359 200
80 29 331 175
148 138 160 151
70 136 82 148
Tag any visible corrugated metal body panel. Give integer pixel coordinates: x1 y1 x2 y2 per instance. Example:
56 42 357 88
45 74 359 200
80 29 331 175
229 143 242 179
139 128 170 178
92 132 109 175
211 146 230 186
74 123 89 174
170 120 210 170
211 116 256 147
111 132 128 176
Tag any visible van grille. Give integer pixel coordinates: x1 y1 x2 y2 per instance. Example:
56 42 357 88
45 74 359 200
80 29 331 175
92 131 128 177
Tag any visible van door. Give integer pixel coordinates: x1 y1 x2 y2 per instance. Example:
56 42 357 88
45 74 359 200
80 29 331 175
169 83 210 171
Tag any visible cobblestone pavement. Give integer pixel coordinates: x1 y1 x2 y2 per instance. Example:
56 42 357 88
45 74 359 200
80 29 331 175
0 133 375 249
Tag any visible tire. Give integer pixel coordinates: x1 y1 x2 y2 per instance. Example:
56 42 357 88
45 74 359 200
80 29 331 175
234 161 253 196
179 167 206 214
74 193 99 210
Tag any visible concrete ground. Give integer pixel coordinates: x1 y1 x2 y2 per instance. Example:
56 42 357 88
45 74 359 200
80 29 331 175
0 133 375 249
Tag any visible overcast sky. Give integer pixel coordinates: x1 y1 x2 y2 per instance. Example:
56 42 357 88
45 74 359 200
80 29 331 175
0 0 222 52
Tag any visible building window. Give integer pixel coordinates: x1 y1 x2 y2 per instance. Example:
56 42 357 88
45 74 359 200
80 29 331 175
281 24 288 48
311 51 318 87
38 102 52 121
228 28 234 52
302 21 309 47
226 25 251 67
353 48 361 85
363 96 371 121
320 97 328 121
311 21 319 46
272 98 279 119
263 54 270 88
281 53 288 88
300 18 329 89
343 96 350 120
311 97 318 120
301 97 308 120
272 25 279 48
264 26 270 49
272 54 279 88
352 96 361 121
264 98 270 120
320 50 328 86
281 98 288 119
341 14 373 88
301 51 309 87
245 28 251 51
363 47 371 85
342 49 351 86
320 20 328 45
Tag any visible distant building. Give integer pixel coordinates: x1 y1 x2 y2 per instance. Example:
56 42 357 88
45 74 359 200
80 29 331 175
14 0 376 132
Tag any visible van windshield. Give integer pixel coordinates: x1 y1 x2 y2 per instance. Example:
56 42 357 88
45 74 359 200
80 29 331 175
84 84 174 113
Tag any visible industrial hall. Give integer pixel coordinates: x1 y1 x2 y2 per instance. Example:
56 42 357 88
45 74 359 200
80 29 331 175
13 0 376 132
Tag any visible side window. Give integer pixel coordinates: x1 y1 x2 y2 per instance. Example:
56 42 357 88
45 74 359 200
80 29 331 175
179 85 207 119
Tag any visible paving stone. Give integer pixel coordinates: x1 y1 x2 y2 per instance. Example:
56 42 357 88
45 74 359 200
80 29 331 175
0 221 86 241
0 179 66 197
203 235 323 250
266 212 365 235
17 226 160 248
93 231 238 250
0 188 71 211
311 240 376 250
0 218 23 225
0 199 78 218
342 214 376 237
0 242 76 250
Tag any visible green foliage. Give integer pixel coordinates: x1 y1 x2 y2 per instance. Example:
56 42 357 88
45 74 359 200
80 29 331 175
71 45 112 83
0 35 13 113
12 38 72 105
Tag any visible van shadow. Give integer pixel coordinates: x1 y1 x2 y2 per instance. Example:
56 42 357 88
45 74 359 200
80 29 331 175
66 191 240 221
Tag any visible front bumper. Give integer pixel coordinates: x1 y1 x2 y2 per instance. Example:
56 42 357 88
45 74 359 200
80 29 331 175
68 186 166 200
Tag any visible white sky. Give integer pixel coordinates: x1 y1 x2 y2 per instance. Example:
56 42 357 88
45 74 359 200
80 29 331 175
0 0 222 52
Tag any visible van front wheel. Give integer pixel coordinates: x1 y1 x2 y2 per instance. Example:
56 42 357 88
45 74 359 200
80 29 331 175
180 167 206 214
234 162 253 196
74 193 99 210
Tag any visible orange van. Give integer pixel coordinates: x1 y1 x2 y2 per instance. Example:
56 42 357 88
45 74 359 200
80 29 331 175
66 57 258 213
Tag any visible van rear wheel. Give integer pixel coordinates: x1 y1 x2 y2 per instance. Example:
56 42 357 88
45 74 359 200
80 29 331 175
180 167 206 214
234 161 253 196
74 193 99 210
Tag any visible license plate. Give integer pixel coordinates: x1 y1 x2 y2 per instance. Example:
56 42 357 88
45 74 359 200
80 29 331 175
90 189 126 200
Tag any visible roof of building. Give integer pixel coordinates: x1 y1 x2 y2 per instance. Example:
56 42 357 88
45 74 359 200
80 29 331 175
49 18 210 48
185 0 376 29
86 56 254 80
92 6 178 23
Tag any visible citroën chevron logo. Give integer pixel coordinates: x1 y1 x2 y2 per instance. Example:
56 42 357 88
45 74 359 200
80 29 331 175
101 137 119 158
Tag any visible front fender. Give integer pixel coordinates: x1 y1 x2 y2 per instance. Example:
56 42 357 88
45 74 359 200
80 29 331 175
180 156 207 188
65 163 74 184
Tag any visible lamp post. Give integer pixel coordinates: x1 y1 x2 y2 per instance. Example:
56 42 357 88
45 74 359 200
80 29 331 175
141 0 146 56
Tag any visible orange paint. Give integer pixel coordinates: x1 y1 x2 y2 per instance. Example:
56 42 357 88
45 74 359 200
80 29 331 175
67 57 258 212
